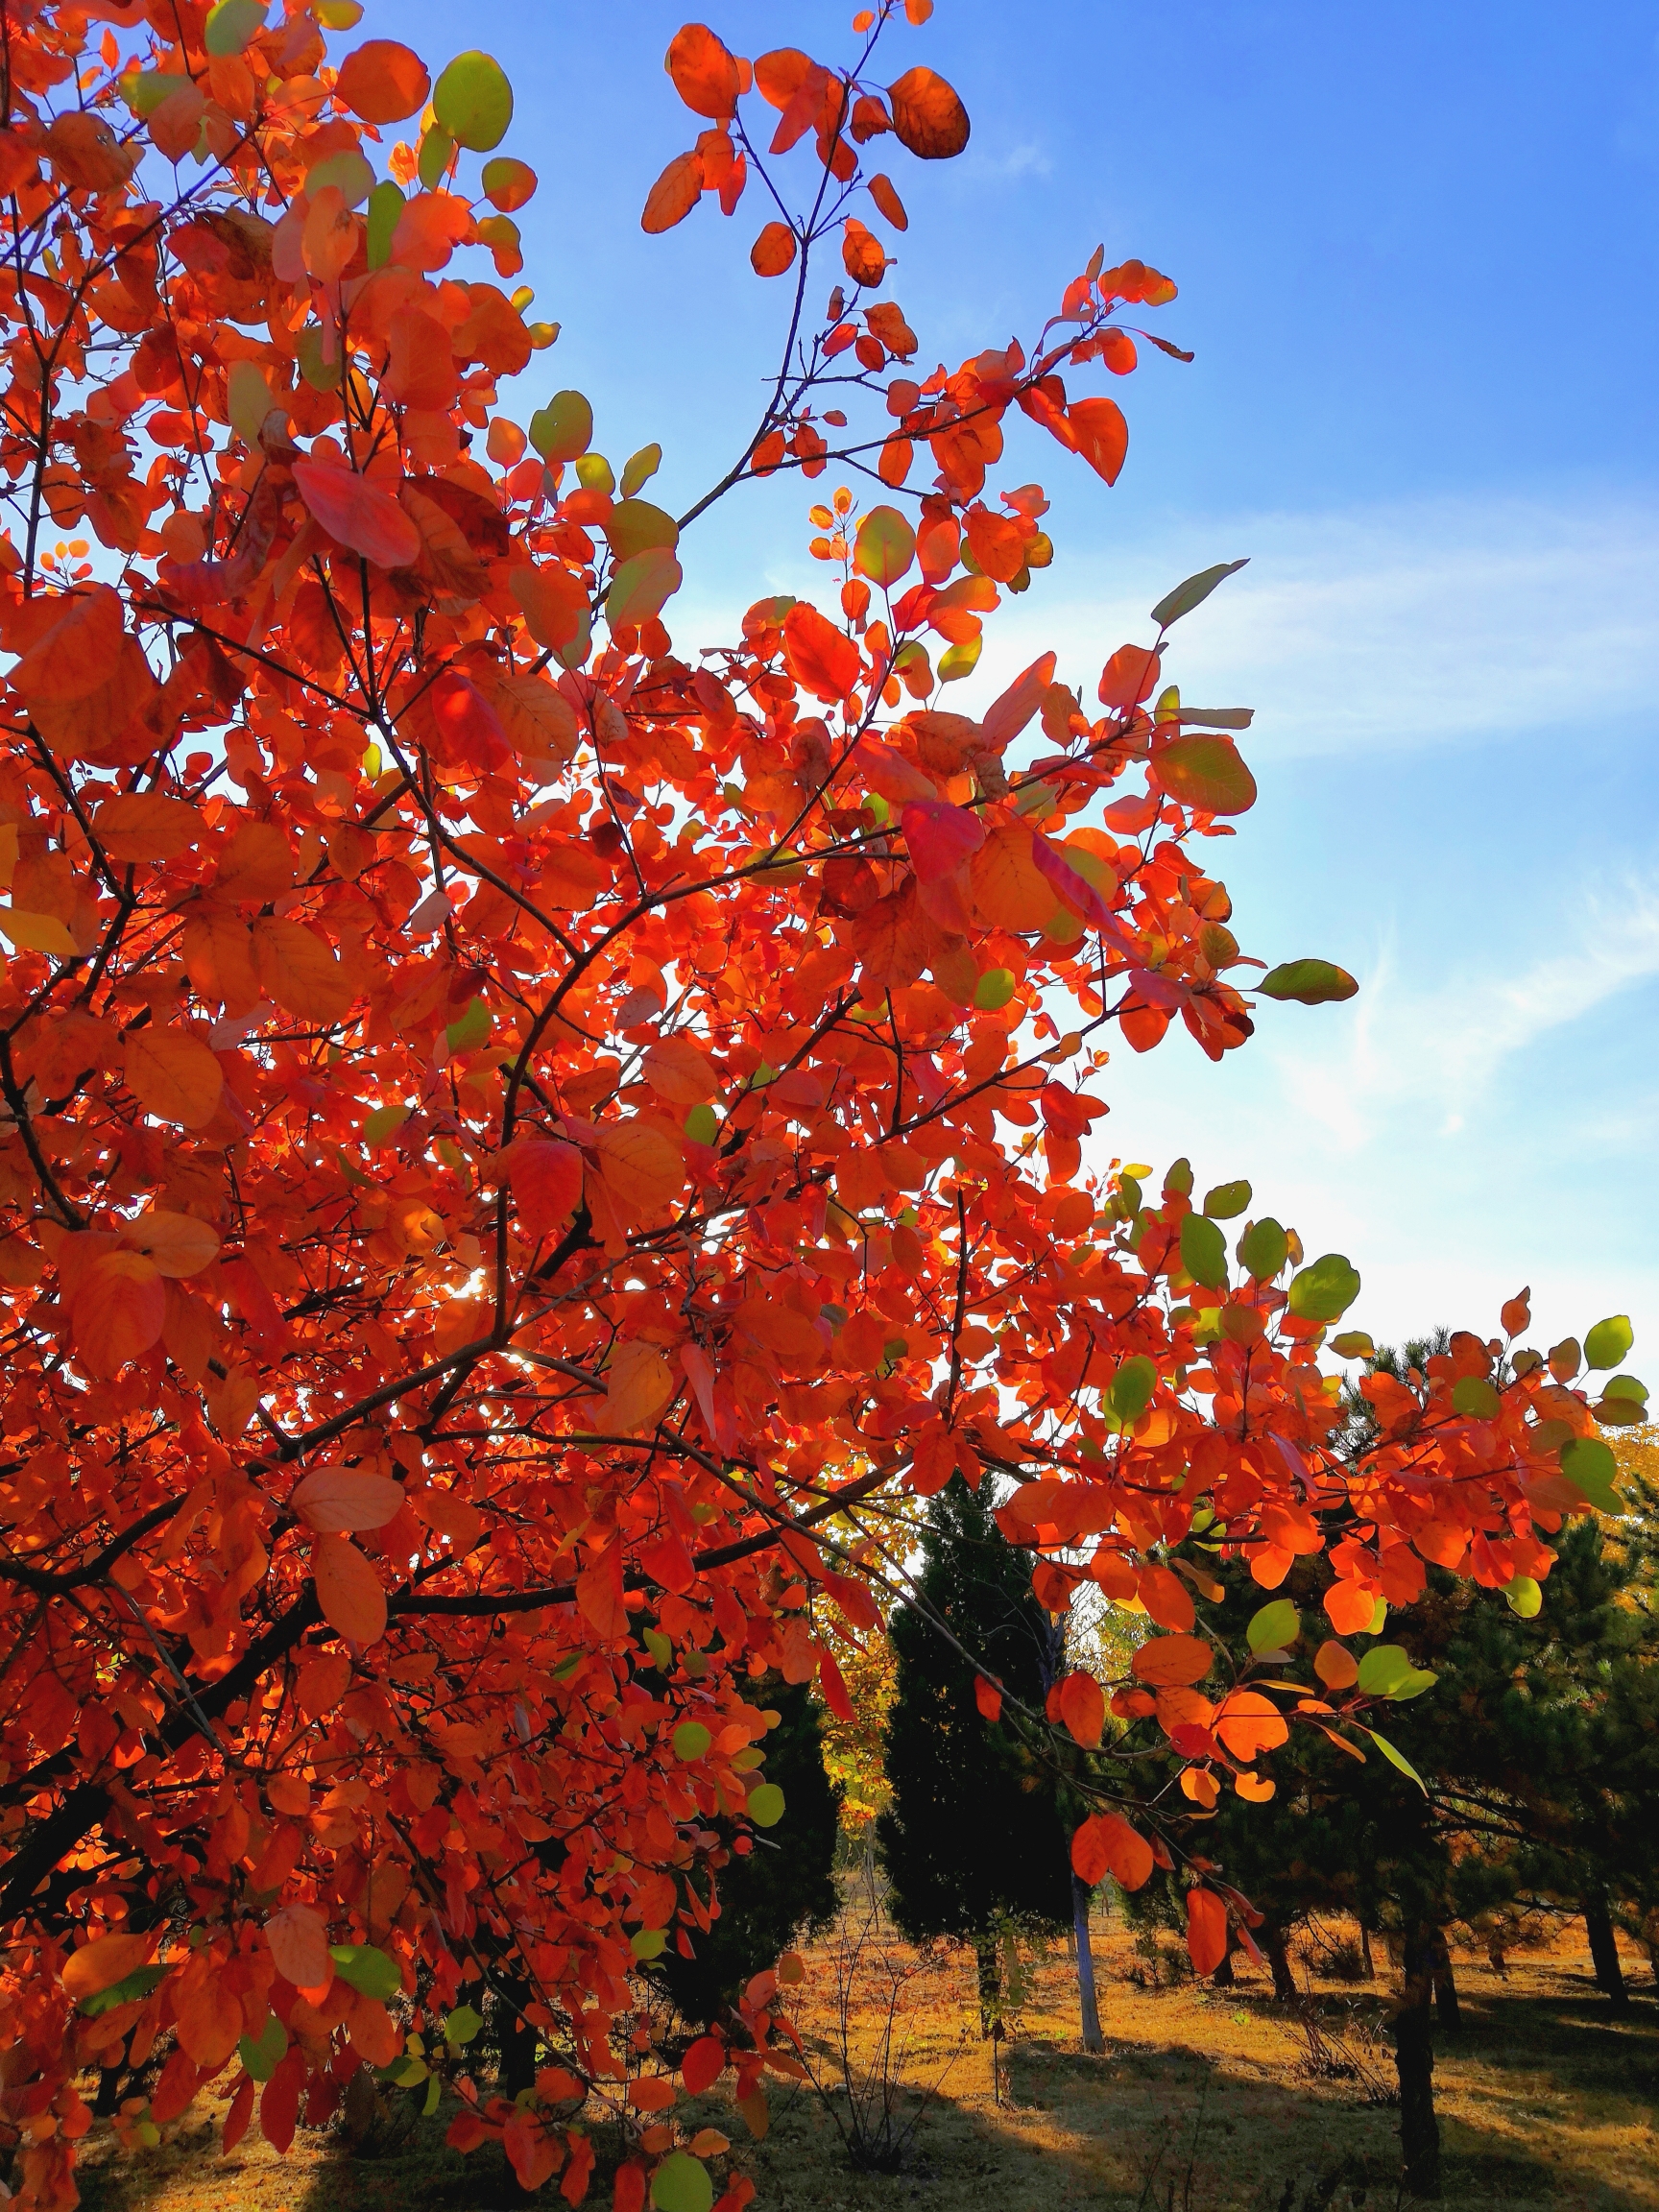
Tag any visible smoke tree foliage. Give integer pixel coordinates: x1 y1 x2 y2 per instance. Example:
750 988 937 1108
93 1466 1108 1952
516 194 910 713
0 0 1641 2207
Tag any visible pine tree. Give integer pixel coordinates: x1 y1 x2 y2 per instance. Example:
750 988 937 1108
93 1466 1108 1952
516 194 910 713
878 1479 1072 2030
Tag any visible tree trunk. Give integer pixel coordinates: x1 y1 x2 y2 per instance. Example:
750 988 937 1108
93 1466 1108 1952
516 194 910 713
495 1974 539 2098
1262 1922 1296 2002
1583 1888 1629 2011
1213 1941 1235 1988
1359 1923 1376 1980
1431 1931 1460 2032
1071 1872 1104 2052
975 1931 1001 2039
1394 1925 1441 2200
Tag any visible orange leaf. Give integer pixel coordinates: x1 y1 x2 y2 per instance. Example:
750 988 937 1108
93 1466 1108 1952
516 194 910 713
592 1120 684 1222
292 461 422 570
1186 1886 1229 1977
117 1210 219 1279
603 1339 674 1433
887 66 970 159
174 1949 243 2068
642 150 705 234
781 603 861 703
11 585 123 705
1070 1811 1153 1891
124 1026 224 1129
334 39 431 125
512 563 589 650
252 918 354 1025
1212 1689 1288 1763
869 173 908 230
1057 1671 1105 1747
577 1541 627 1640
265 1903 330 1991
1137 1563 1195 1632
666 24 741 118
974 1675 1001 1722
291 1467 407 1533
1069 395 1129 486
1130 1634 1214 1688
92 791 199 862
61 1931 156 2003
312 1533 388 1645
751 221 798 277
642 1033 720 1104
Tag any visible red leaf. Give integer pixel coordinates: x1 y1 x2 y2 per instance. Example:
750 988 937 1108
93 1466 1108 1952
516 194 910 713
901 798 984 882
1057 1671 1105 1748
781 603 862 703
1070 1812 1154 1890
817 1648 854 1721
683 2035 726 2095
292 462 422 570
974 1675 1002 1723
1069 396 1129 486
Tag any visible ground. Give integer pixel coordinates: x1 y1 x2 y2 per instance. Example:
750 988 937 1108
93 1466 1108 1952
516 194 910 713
69 1911 1659 2212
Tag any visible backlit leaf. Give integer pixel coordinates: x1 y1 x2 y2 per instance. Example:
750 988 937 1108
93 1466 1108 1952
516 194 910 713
854 505 915 587
1149 559 1249 629
1286 1252 1360 1324
124 1028 223 1129
335 39 431 125
1130 1635 1213 1688
1246 1599 1299 1655
1151 734 1257 814
887 66 970 158
1259 959 1358 1005
432 52 514 152
529 391 593 463
312 1534 388 1644
1584 1314 1633 1371
642 151 705 234
1238 1217 1288 1281
292 461 422 569
1179 1213 1228 1290
291 1468 406 1532
666 24 741 119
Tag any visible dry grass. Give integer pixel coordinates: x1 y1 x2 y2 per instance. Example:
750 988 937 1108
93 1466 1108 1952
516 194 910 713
70 1911 1659 2212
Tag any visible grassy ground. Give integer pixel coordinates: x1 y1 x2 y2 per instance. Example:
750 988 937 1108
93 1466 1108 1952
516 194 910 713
70 1912 1659 2212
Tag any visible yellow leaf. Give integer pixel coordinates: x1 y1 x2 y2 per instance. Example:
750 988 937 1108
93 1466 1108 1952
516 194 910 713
0 906 77 957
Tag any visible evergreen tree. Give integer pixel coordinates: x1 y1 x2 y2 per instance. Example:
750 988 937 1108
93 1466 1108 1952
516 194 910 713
653 1677 841 2029
878 1478 1073 2029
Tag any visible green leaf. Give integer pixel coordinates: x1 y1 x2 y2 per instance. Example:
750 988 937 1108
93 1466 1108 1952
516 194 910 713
854 505 916 589
1107 1356 1158 1425
974 968 1015 1011
1451 1375 1502 1418
422 2072 442 2116
1259 959 1358 1005
1365 1728 1427 1792
630 1929 668 1960
366 180 404 271
329 1944 401 2001
1584 1313 1634 1371
938 635 982 683
746 1781 785 1828
1203 1179 1251 1220
684 1102 718 1146
418 125 455 191
608 546 684 630
1179 1213 1229 1290
1151 734 1257 815
78 1964 167 2018
445 997 491 1053
575 452 615 493
1503 1576 1542 1618
237 2014 288 2082
529 391 593 464
671 1720 711 1762
204 0 268 57
1602 1373 1648 1403
1175 707 1254 730
1238 1217 1288 1282
651 2152 714 2212
1331 1330 1374 1358
607 499 679 562
1246 1599 1299 1656
305 150 375 209
620 444 663 497
432 50 515 151
1286 1253 1360 1323
1356 1645 1435 1700
640 1627 673 1671
1559 1434 1623 1513
1149 560 1249 629
1164 1158 1194 1197
445 2004 483 2046
362 1101 409 1150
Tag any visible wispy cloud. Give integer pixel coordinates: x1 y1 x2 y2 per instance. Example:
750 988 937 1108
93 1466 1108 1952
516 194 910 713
976 490 1659 758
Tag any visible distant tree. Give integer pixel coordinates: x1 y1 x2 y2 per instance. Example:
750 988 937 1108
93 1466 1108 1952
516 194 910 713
654 1677 841 2030
878 1479 1073 2032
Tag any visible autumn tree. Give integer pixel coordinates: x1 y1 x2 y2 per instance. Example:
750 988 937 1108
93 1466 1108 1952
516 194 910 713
0 5 1633 2211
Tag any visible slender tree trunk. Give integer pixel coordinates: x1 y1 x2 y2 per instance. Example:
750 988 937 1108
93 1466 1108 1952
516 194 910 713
1213 1940 1235 1988
1071 1872 1104 2052
1359 1923 1376 1980
1262 1922 1296 2002
975 1930 1000 2039
1431 1931 1460 2032
495 1973 539 2098
1583 1888 1629 2011
1394 1924 1441 2200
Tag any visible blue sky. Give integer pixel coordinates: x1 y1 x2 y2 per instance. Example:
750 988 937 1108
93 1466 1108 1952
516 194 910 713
395 0 1659 1369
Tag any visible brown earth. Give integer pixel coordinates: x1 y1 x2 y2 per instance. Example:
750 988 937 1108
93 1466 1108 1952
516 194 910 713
68 1911 1659 2212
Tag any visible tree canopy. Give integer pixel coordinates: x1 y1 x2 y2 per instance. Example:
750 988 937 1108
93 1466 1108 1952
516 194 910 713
0 4 1641 2210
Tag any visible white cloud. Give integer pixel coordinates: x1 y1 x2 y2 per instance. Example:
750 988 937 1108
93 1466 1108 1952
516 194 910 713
974 489 1659 757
